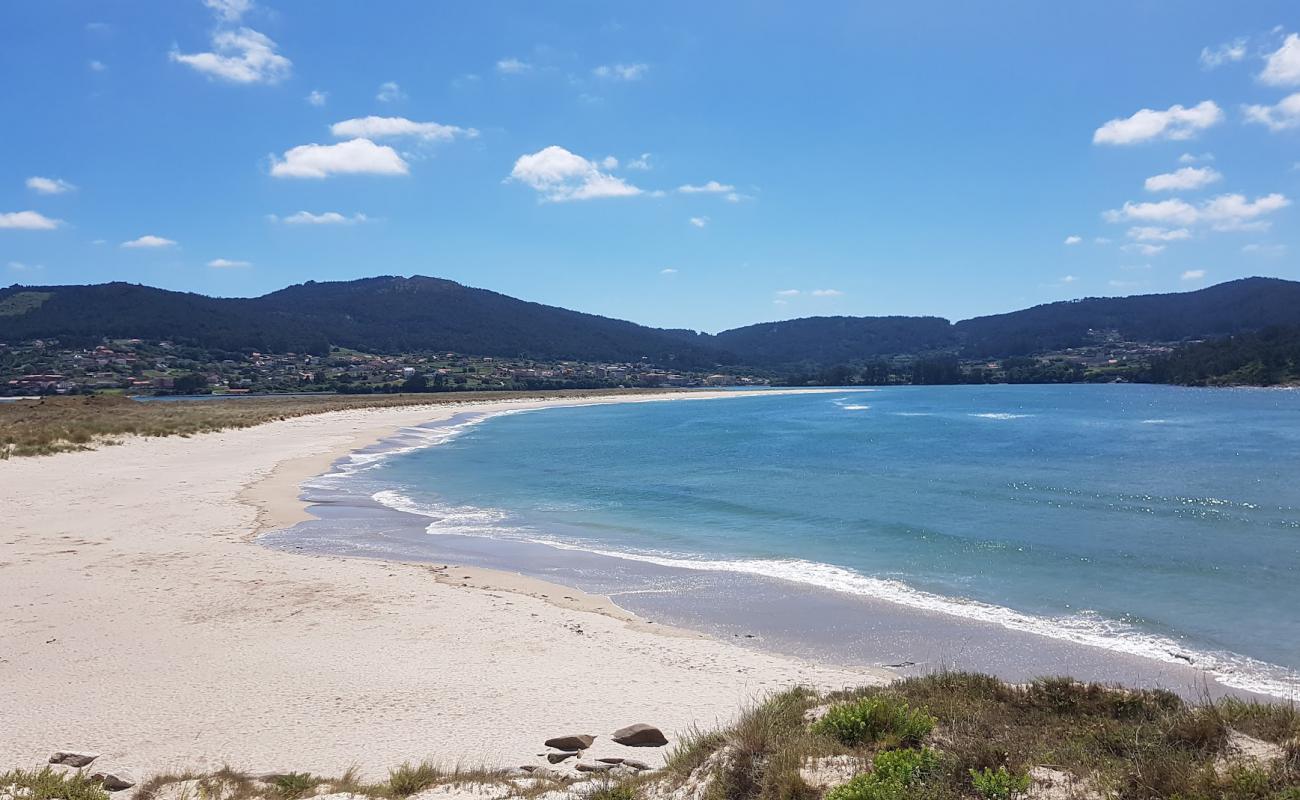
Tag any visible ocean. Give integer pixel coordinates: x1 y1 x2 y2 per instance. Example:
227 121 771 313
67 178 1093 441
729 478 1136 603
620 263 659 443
264 385 1300 699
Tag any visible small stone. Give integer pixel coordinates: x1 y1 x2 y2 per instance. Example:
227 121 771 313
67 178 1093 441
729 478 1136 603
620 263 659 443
543 734 594 750
49 752 99 768
546 750 580 764
622 760 652 771
611 724 668 747
91 771 136 792
574 763 614 773
595 758 624 765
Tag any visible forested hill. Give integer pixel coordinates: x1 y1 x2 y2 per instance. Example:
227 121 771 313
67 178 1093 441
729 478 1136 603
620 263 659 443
0 277 730 368
3 275 1300 367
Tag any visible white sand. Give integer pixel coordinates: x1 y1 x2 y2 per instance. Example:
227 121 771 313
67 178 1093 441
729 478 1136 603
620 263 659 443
0 390 884 780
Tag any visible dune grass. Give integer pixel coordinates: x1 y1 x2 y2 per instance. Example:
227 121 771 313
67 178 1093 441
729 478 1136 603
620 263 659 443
0 767 110 800
0 388 684 458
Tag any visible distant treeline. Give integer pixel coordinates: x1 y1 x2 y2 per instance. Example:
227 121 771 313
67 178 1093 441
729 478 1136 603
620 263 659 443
1143 325 1300 387
778 357 1089 387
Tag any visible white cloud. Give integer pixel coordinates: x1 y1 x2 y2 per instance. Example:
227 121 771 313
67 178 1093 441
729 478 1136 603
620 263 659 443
660 268 677 275
600 156 619 169
203 0 253 22
1123 243 1167 256
1181 269 1207 281
26 176 75 195
593 63 648 81
121 235 176 248
1243 92 1300 131
1144 166 1222 192
0 211 62 230
1060 275 1079 283
1092 100 1222 145
509 145 642 202
8 261 44 272
270 138 408 179
330 116 477 142
496 57 532 75
678 180 735 194
1242 243 1287 256
811 289 844 297
1260 33 1300 86
1104 193 1290 231
1064 235 1082 245
88 60 106 72
688 216 709 228
306 89 327 106
274 211 369 225
376 81 406 102
1178 152 1214 164
775 289 801 296
627 153 651 170
1201 193 1291 230
207 258 250 268
1200 37 1247 69
170 27 291 84
1128 226 1191 241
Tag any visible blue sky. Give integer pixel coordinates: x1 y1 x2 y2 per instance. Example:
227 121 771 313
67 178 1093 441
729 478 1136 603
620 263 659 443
2 1 1298 332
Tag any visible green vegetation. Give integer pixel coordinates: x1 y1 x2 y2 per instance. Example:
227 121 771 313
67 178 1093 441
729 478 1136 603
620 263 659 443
967 767 1029 800
0 290 52 317
1145 325 1300 386
811 697 935 748
824 749 939 800
0 767 110 800
34 673 1300 800
0 388 683 458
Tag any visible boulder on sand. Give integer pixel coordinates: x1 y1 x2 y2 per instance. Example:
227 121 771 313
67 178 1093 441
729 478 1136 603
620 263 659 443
622 760 652 771
575 763 614 773
543 734 594 751
545 750 580 764
612 724 668 747
91 771 136 792
49 752 99 768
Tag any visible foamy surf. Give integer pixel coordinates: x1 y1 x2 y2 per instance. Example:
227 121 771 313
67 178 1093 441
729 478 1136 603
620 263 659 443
368 488 1300 700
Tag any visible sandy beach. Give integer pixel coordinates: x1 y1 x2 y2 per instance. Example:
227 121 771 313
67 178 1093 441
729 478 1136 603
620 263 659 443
0 390 883 781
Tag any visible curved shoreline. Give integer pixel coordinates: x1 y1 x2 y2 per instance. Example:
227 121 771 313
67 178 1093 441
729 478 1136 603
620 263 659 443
0 388 881 779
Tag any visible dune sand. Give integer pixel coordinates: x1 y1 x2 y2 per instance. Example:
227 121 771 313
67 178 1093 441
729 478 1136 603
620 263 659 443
0 390 884 781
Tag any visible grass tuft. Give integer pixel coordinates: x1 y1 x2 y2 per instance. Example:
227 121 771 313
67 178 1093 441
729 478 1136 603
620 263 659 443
0 768 110 800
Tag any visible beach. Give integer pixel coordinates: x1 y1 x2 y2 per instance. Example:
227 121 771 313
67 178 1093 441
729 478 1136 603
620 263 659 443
0 390 883 780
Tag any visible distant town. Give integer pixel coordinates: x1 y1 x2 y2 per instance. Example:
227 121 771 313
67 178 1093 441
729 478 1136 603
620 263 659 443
0 332 1176 397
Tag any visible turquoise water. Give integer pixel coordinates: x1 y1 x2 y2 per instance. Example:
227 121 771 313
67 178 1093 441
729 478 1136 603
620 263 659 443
339 386 1300 696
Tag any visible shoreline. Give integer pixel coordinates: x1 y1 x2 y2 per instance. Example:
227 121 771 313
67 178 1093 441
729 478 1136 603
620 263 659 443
264 388 1296 704
1 388 879 781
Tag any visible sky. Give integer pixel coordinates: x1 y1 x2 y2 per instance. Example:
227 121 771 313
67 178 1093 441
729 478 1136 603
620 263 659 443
2 1 1298 332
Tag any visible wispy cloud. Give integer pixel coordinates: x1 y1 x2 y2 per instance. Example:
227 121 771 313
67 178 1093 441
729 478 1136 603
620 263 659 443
1243 92 1300 132
330 116 478 142
121 234 176 248
306 89 327 107
376 81 406 102
0 211 62 230
1104 193 1290 231
1144 166 1222 192
678 180 735 194
207 258 251 268
1260 32 1300 86
171 27 291 84
593 63 648 81
26 176 75 195
271 211 369 225
1063 235 1082 245
688 216 709 228
1092 101 1222 145
496 57 532 75
1181 269 1207 281
1200 37 1247 69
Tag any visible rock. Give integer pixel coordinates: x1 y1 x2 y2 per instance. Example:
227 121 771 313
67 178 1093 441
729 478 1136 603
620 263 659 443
519 766 538 773
595 758 624 765
612 724 668 747
546 750 580 764
574 763 614 774
91 771 136 792
798 755 861 790
622 760 652 771
49 752 99 768
544 734 595 751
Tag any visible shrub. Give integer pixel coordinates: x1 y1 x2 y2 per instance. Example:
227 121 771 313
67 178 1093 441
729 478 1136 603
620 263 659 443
969 766 1030 800
824 748 938 800
812 696 935 747
384 762 443 798
0 768 111 800
269 773 318 799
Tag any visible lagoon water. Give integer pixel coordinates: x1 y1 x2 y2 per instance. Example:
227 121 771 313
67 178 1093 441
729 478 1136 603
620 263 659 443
271 386 1300 698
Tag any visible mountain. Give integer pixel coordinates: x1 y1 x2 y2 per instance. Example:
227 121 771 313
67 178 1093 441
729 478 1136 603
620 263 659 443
953 277 1300 357
4 275 1300 368
711 316 956 365
0 277 730 367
